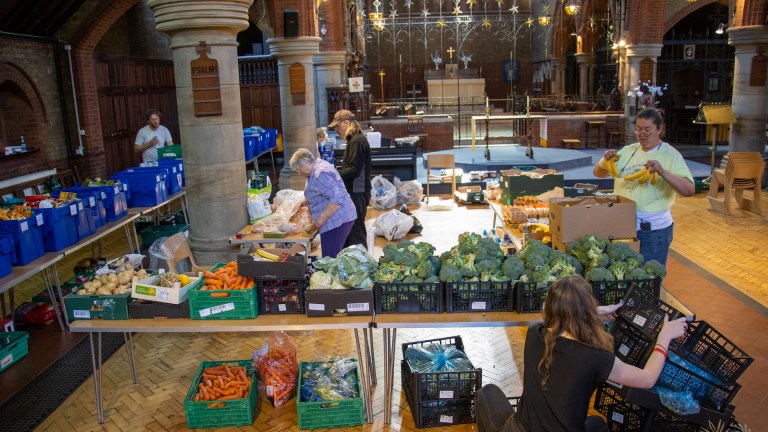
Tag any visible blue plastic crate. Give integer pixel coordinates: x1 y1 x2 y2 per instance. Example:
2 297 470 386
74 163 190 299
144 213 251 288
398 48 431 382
244 136 256 160
34 203 80 252
67 184 127 222
0 215 45 266
61 189 106 228
122 165 180 195
157 158 184 188
0 235 15 278
264 129 278 149
111 170 167 207
51 192 95 240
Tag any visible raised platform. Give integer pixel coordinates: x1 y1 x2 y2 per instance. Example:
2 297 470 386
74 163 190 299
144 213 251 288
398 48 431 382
423 145 593 172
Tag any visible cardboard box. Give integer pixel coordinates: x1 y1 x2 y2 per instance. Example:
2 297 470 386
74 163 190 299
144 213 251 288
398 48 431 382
131 273 202 304
454 186 485 204
500 169 564 198
553 236 639 253
304 289 374 317
549 195 636 244
563 183 598 197
238 244 307 279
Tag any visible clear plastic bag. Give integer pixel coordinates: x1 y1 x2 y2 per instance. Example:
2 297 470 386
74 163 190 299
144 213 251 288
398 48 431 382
404 343 475 373
311 245 377 289
656 387 700 416
147 235 189 273
373 210 414 241
96 254 145 274
371 175 398 209
394 177 424 206
299 357 360 402
252 332 299 407
247 176 272 224
250 190 306 234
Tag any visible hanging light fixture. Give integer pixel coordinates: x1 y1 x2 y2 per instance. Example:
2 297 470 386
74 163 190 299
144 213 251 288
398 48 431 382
538 14 551 25
564 0 580 15
715 23 726 35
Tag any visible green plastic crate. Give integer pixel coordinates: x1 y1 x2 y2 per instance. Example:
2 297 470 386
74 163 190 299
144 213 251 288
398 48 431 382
183 360 258 429
297 360 364 430
0 331 29 372
140 224 189 248
159 144 182 159
64 288 131 320
188 263 257 320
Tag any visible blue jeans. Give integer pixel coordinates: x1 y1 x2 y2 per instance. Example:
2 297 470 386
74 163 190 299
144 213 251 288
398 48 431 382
637 223 674 266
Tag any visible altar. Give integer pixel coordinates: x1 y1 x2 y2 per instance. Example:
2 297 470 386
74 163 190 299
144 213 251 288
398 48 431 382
427 78 486 104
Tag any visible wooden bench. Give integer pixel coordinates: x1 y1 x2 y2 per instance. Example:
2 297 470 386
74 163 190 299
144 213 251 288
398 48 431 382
561 139 581 149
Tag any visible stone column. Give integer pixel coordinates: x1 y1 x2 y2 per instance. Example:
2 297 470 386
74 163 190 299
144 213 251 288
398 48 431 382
550 58 565 99
148 0 251 264
728 26 768 153
313 51 346 128
623 44 662 132
268 37 321 191
575 54 595 101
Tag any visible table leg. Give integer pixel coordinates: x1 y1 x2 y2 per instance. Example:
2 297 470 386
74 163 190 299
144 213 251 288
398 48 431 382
42 267 66 330
50 264 70 328
124 332 138 384
354 329 373 423
89 332 105 424
366 327 377 385
269 150 276 176
180 195 189 228
0 293 6 321
131 220 141 254
383 327 398 425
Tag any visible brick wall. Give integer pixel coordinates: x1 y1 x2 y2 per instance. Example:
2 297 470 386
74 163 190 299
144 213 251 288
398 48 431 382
540 114 621 149
0 36 70 182
369 118 454 151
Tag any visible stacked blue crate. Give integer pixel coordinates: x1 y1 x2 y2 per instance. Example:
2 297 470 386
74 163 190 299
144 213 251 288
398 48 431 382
51 192 95 240
111 169 168 207
65 183 127 222
34 202 80 252
0 214 45 265
157 158 184 188
63 189 106 229
128 165 180 195
244 128 257 161
0 235 15 278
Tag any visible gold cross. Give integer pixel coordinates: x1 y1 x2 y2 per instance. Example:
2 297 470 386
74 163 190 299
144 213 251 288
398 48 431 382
378 70 386 77
447 46 455 61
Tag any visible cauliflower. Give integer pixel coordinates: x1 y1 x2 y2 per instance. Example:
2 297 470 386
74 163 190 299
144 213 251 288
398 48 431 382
309 271 332 289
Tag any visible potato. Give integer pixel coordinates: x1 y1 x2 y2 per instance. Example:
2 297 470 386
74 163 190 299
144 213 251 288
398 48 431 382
111 288 121 295
136 269 148 279
95 287 112 295
83 281 94 290
85 285 97 294
78 289 90 295
117 274 132 285
107 274 118 284
105 282 117 291
118 287 132 295
91 280 102 289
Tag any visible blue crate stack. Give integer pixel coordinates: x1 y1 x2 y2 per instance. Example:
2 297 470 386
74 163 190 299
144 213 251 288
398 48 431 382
157 158 184 188
111 169 168 207
0 214 45 265
34 202 80 252
0 235 16 277
65 183 127 222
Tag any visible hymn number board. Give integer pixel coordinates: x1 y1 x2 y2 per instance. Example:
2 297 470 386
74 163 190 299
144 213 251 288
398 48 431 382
191 41 223 117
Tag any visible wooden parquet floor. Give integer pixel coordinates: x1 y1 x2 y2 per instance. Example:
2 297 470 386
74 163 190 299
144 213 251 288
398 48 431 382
23 190 768 431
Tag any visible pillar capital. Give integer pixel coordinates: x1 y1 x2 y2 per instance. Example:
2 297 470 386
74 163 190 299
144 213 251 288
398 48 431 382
313 51 347 66
624 44 663 59
148 0 251 35
728 26 768 47
267 37 321 61
574 53 595 66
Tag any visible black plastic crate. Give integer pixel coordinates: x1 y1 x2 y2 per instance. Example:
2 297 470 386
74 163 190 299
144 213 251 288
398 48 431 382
402 361 476 429
255 278 307 314
591 277 662 306
611 317 655 367
374 282 444 314
514 281 548 313
445 281 513 312
668 320 752 384
595 384 702 432
401 336 482 402
617 286 684 339
657 358 741 413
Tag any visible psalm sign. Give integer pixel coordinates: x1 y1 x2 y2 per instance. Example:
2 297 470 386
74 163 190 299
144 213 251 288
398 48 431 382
191 42 222 116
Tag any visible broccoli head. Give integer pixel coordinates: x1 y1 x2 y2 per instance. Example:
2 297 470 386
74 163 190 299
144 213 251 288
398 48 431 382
607 242 635 263
428 255 441 274
423 275 440 283
523 252 551 271
394 251 420 268
565 255 584 275
550 261 577 280
502 256 526 280
518 239 551 263
457 232 483 255
607 260 629 280
381 243 400 264
585 266 616 282
439 250 453 264
643 260 667 278
416 259 435 279
626 267 652 280
413 242 437 262
439 263 462 282
625 256 643 271
474 237 505 262
402 275 424 284
397 240 415 249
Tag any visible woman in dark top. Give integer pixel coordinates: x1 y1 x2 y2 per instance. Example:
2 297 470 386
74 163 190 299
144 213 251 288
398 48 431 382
475 275 688 432
328 109 372 249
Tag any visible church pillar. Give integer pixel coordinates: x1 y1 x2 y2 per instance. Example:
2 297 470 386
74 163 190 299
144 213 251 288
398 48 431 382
550 58 565 99
575 54 595 101
623 44 663 131
313 51 346 128
267 37 321 191
727 26 768 153
148 0 251 264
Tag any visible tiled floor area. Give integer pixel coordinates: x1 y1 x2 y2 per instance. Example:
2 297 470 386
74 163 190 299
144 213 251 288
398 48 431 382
5 190 766 431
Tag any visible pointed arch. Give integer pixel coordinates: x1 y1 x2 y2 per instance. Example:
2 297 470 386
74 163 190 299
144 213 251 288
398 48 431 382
0 62 48 122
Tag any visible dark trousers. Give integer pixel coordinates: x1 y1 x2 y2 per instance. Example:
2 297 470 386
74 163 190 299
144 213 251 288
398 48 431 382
344 192 369 249
320 221 354 258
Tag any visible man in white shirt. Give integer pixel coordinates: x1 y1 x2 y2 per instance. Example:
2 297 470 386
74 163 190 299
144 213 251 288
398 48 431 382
134 109 173 163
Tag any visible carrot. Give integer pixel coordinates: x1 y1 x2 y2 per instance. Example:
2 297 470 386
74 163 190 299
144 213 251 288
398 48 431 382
218 394 240 400
204 271 217 278
210 292 230 298
208 402 226 408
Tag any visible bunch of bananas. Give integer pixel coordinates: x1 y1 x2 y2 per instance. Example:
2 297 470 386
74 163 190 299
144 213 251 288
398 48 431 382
622 165 659 185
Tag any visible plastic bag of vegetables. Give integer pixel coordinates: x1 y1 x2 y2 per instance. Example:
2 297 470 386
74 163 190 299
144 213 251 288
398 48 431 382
252 331 299 407
404 343 475 373
311 245 377 289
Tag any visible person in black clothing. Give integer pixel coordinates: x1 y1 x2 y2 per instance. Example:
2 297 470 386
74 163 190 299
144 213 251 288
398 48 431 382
329 109 371 249
475 275 688 432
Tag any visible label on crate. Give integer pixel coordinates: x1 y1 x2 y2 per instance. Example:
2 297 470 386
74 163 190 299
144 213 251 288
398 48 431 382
439 415 454 424
123 184 128 191
177 174 182 186
155 175 161 183
100 192 106 200
89 197 95 207
70 205 78 216
20 221 28 232
73 310 91 319
632 315 647 327
78 202 84 211
171 167 177 173
618 344 630 356
1 353 13 369
308 303 325 311
199 302 235 317
278 304 287 312
135 285 157 296
611 412 625 424
157 290 170 301
266 385 274 396
439 390 454 399
179 165 183 171
471 301 487 310
347 302 369 312
114 186 120 195
36 214 44 226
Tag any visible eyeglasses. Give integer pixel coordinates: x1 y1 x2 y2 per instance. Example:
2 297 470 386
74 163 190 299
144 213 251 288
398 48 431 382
634 126 656 135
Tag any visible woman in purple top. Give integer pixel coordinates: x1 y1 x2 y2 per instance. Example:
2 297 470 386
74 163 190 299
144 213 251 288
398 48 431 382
289 149 356 258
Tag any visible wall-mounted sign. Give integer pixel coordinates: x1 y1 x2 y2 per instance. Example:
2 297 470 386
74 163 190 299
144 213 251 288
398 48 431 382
191 41 222 117
289 63 306 105
348 77 364 93
683 45 695 60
